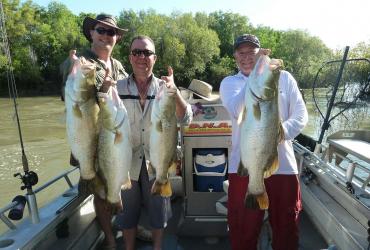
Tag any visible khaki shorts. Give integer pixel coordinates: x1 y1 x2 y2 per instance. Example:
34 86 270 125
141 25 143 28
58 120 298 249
115 160 172 229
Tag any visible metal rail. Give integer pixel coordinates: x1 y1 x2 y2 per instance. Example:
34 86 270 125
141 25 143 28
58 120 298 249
294 141 370 195
0 167 79 230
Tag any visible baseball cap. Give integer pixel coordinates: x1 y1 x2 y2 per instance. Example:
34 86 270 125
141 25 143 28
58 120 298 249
234 34 260 50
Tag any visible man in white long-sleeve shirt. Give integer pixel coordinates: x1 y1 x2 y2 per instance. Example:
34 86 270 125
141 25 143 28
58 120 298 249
220 34 308 250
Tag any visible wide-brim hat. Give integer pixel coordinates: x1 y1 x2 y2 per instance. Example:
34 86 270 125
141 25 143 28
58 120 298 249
82 14 128 42
179 79 219 101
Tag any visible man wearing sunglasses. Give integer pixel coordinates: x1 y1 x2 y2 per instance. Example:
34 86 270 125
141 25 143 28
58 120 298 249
111 35 192 250
60 13 129 250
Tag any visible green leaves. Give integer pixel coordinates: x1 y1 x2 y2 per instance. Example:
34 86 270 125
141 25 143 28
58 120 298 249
1 3 369 96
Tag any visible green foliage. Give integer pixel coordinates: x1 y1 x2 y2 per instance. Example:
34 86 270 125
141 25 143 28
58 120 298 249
274 30 332 88
1 2 368 96
208 11 252 57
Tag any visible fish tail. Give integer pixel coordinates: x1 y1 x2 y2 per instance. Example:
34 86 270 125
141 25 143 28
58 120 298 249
245 191 269 210
151 180 172 197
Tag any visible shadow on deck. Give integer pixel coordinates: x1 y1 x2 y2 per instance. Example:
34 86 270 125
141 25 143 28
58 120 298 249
98 197 327 250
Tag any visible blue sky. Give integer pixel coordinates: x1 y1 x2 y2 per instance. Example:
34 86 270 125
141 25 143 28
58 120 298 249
30 0 370 50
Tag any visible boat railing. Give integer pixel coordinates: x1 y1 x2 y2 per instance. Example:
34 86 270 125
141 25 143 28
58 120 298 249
326 148 370 190
294 141 370 197
0 167 79 231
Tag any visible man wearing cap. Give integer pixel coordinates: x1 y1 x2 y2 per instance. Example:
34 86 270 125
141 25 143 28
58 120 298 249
220 34 308 250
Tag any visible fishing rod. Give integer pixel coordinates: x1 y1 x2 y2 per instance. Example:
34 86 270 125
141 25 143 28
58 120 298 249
312 47 370 147
0 2 39 223
316 46 350 144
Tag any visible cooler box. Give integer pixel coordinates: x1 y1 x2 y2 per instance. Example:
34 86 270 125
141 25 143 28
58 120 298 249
194 149 227 192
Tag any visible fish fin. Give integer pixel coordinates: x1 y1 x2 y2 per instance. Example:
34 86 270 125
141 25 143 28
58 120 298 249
168 161 177 175
278 122 285 143
245 192 269 210
147 162 156 178
237 161 248 176
156 121 163 132
121 178 132 190
253 103 261 120
114 130 123 144
264 156 279 178
256 192 269 209
151 180 172 197
237 106 246 125
73 104 82 118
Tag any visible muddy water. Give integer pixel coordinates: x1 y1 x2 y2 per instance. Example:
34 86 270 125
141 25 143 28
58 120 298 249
0 97 79 234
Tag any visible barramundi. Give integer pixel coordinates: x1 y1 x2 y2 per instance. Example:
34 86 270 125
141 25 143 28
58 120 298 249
96 87 132 211
149 84 178 197
65 57 99 182
239 55 284 209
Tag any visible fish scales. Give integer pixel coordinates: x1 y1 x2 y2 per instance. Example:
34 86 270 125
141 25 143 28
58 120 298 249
149 85 178 197
97 87 132 212
239 55 284 209
65 57 99 181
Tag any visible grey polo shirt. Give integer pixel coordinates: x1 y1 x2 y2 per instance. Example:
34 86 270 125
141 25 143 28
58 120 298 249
116 74 192 181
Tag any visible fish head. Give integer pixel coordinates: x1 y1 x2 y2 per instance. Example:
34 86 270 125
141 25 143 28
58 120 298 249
71 57 96 102
248 56 283 101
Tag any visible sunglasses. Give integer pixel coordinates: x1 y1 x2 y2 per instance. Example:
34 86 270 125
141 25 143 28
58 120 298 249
131 49 155 57
94 27 117 36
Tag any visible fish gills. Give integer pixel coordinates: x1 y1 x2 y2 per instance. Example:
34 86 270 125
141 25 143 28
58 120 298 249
149 85 178 197
97 87 132 213
239 55 284 210
65 57 99 183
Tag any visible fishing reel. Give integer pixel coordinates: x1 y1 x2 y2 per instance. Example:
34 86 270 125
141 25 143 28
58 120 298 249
14 171 38 190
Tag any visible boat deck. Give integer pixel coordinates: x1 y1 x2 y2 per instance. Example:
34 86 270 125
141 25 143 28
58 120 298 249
99 197 328 250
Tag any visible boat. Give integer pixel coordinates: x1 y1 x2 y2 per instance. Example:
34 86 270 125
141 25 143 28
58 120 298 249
1 3 369 247
294 47 370 250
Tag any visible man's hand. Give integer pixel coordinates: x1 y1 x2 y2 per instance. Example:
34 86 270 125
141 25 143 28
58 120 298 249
99 67 117 93
161 66 178 97
258 48 271 56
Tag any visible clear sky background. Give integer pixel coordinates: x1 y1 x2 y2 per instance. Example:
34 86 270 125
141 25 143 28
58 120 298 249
30 0 370 50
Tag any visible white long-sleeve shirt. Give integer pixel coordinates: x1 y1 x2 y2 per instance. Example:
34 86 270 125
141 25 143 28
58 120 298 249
220 70 308 174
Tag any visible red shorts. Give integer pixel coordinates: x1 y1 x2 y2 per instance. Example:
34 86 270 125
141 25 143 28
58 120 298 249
227 173 302 250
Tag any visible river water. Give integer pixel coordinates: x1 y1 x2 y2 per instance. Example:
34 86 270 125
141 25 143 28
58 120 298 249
0 93 369 234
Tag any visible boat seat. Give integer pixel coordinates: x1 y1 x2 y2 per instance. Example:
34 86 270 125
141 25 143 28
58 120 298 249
328 138 370 164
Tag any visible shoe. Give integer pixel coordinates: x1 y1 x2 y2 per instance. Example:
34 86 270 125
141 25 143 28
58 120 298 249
136 225 152 242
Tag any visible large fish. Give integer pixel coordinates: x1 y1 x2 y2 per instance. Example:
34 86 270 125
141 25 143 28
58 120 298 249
149 84 178 197
96 87 132 211
65 57 99 183
239 55 284 209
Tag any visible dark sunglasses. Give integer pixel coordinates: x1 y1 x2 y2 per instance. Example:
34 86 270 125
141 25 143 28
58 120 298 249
131 49 155 57
94 27 117 36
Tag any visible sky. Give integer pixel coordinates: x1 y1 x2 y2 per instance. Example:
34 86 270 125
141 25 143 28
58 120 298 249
30 0 370 50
